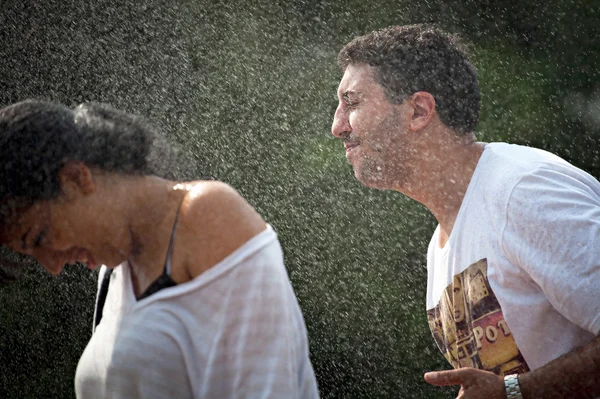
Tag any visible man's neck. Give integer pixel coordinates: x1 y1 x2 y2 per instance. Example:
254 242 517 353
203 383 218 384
402 134 486 247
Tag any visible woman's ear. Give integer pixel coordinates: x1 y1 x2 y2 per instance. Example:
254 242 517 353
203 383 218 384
409 92 436 131
57 161 96 199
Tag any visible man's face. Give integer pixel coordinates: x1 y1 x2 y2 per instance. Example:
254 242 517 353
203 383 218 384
331 64 415 190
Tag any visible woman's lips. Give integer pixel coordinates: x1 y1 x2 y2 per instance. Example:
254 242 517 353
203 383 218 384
65 248 98 270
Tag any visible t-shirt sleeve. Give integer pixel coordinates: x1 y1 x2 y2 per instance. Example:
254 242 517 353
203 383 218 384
501 165 600 335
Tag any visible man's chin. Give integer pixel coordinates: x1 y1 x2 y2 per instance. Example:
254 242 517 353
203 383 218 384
355 169 392 191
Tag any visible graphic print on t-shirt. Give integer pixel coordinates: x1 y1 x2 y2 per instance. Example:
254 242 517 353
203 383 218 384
426 258 530 375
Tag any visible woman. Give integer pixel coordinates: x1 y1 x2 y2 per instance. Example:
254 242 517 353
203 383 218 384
0 100 319 398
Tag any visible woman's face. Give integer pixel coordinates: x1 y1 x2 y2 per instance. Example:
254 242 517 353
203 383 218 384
1 196 100 274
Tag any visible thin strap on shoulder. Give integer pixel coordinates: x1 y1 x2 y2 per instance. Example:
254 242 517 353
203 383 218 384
94 267 114 330
163 191 187 275
135 190 190 301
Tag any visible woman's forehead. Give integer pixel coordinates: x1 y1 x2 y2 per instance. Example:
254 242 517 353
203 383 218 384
0 219 24 248
0 201 45 241
1 197 33 221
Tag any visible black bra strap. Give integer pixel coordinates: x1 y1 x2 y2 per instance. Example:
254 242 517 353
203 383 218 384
94 267 114 330
163 195 185 275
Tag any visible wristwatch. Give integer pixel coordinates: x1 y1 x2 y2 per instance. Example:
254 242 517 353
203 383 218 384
504 374 523 399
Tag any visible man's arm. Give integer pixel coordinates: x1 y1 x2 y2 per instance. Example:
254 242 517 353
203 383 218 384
519 333 600 398
425 334 600 398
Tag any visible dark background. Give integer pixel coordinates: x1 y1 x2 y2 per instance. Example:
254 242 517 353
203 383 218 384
1 0 599 397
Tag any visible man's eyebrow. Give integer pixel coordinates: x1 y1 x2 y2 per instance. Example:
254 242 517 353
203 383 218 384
20 227 31 250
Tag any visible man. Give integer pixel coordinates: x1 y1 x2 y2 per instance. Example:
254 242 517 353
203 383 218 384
331 24 600 398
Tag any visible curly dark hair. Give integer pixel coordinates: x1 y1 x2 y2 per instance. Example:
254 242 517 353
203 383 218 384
0 99 167 211
338 24 481 134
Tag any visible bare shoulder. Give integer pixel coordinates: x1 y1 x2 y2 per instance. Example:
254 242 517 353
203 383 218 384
187 180 251 207
176 181 267 278
185 181 265 229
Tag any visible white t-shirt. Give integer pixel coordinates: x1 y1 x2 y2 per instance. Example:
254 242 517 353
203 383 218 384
75 226 319 399
426 143 600 373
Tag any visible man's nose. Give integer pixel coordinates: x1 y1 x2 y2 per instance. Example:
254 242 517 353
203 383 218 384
331 105 351 138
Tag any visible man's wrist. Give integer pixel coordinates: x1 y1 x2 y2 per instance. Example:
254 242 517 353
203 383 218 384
504 374 523 399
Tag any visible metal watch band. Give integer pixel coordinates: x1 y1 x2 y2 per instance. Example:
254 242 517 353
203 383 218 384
504 374 523 399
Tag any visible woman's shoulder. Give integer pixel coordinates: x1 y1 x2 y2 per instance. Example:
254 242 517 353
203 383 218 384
175 181 267 278
183 181 263 224
185 180 248 203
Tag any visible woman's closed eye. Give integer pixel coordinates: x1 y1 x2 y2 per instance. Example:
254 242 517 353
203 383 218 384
33 228 47 248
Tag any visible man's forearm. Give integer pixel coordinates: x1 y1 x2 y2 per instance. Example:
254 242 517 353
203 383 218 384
519 334 600 398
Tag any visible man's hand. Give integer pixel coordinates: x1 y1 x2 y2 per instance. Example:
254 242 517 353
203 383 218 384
424 368 506 399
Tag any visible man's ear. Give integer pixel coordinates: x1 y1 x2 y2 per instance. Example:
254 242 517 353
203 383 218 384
57 161 95 199
409 92 436 131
